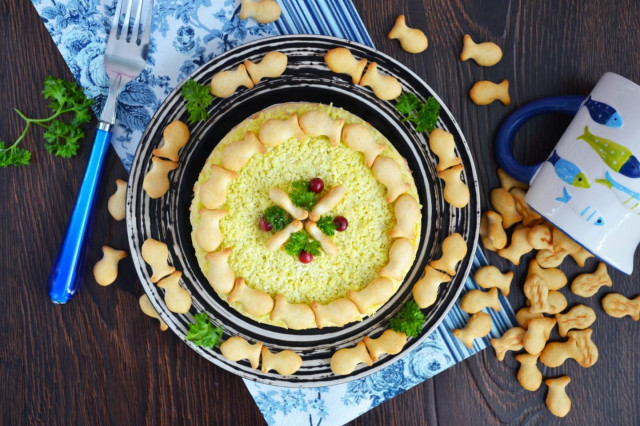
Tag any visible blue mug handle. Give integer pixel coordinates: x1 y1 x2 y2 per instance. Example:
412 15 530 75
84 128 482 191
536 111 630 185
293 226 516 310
495 95 586 183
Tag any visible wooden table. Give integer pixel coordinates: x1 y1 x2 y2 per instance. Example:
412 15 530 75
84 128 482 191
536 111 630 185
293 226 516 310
2 0 639 424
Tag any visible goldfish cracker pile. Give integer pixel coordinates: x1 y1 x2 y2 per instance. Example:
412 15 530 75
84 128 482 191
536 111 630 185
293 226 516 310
451 167 638 418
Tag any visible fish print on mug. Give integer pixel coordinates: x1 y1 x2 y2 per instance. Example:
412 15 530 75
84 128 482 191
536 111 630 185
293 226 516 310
581 96 624 128
547 150 590 188
577 126 640 178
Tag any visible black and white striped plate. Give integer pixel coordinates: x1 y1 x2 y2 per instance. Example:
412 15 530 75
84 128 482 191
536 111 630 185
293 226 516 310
126 35 480 387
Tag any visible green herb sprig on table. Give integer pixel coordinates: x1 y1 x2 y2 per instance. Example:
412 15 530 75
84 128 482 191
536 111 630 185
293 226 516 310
181 80 214 123
263 206 289 231
395 93 441 133
317 216 337 236
290 180 317 209
285 231 321 257
0 76 93 167
389 300 425 338
186 313 224 349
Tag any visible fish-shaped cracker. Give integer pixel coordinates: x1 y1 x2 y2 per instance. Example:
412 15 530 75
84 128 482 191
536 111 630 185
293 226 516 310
577 126 640 178
582 96 623 128
548 150 590 188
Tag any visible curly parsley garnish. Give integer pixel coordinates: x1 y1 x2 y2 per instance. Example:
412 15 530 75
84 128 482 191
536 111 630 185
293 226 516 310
0 76 93 167
317 216 337 236
186 313 223 349
181 79 213 123
389 300 425 338
263 206 288 231
285 230 321 257
290 180 317 209
395 93 441 133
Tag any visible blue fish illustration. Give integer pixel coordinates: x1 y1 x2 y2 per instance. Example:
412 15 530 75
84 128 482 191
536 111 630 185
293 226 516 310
555 187 605 225
596 170 640 213
547 150 590 188
577 126 640 178
556 186 572 203
579 205 606 226
582 96 624 128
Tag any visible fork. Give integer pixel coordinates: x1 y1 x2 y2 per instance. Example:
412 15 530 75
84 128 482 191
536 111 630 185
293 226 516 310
48 0 153 303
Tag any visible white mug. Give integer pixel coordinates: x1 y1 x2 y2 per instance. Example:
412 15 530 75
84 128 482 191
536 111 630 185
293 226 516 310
496 72 640 274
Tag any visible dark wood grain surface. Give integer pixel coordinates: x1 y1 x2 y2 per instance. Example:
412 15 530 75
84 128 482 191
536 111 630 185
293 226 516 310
1 0 639 425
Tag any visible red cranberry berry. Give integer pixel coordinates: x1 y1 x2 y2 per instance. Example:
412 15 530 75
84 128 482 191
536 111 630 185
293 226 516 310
298 250 313 263
259 216 273 231
309 177 324 193
334 216 348 232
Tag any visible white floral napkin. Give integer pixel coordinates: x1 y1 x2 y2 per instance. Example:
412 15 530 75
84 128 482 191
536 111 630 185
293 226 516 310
31 0 517 424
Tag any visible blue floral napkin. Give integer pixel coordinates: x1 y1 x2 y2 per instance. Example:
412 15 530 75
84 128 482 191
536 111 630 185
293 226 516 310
31 0 517 424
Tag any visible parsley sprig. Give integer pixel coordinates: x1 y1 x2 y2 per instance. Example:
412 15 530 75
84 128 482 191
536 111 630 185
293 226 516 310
186 313 224 349
181 80 213 123
395 93 441 133
264 206 289 231
290 180 317 209
389 300 425 338
285 231 321 257
0 76 93 167
317 216 337 236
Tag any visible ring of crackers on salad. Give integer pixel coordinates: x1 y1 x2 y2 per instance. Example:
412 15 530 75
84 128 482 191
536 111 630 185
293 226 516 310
139 49 472 376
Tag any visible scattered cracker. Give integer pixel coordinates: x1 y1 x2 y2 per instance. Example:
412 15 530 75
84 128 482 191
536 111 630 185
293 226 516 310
341 123 385 167
571 262 612 297
363 329 407 362
413 266 451 309
469 80 510 106
157 271 192 314
142 157 178 199
324 47 367 84
93 245 127 286
298 110 344 147
239 0 281 23
210 64 254 98
270 294 317 330
545 376 571 418
452 312 492 349
387 15 428 53
330 341 373 375
429 128 462 172
372 156 411 203
221 131 266 172
438 164 470 208
244 51 287 84
139 294 168 331
389 194 421 240
152 120 190 162
261 347 303 375
220 336 262 369
359 62 402 100
480 210 507 251
459 34 502 66
141 238 175 283
378 238 414 281
107 179 127 221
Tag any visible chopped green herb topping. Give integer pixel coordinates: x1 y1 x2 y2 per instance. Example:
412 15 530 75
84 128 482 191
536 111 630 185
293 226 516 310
395 93 441 133
285 231 321 257
181 79 213 123
290 180 317 209
186 313 223 348
389 300 425 338
317 216 337 236
263 206 288 231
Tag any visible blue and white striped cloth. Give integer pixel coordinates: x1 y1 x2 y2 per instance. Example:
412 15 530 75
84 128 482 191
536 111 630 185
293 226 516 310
31 0 517 424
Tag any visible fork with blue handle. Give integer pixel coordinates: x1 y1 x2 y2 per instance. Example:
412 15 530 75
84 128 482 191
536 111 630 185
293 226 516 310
48 0 153 303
